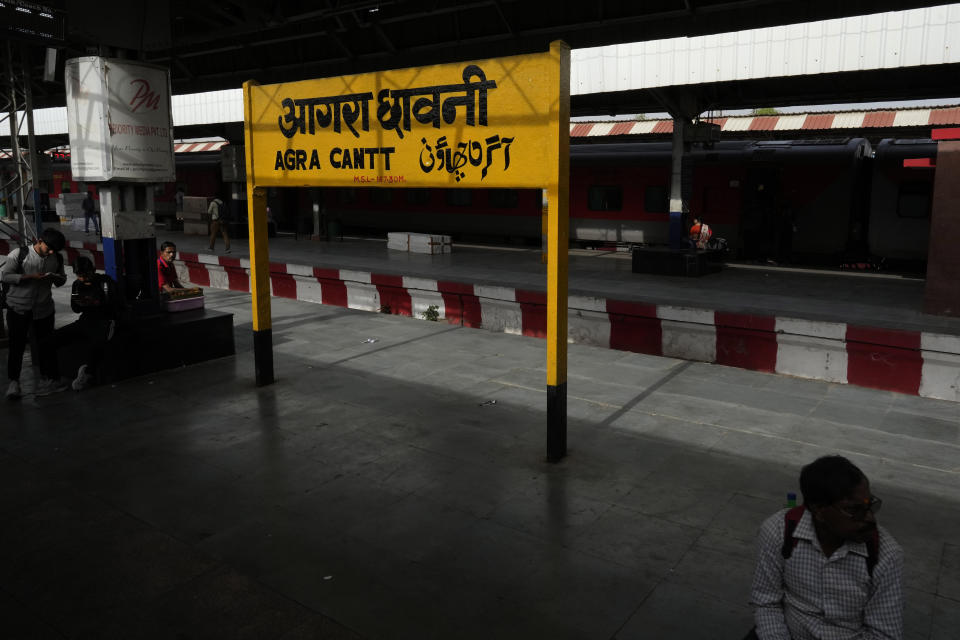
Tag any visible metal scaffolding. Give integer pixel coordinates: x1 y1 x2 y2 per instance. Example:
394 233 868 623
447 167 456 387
1 40 43 245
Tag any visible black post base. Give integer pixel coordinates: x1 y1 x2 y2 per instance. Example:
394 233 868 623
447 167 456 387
547 382 567 463
253 328 275 386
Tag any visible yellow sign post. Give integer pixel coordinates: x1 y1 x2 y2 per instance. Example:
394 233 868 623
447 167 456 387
243 41 570 460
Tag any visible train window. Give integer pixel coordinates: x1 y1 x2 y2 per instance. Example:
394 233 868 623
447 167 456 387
897 182 932 219
588 186 622 211
488 189 519 208
405 189 431 205
369 189 392 205
446 189 473 206
644 186 668 214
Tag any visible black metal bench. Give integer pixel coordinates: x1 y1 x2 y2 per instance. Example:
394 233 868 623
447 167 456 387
57 308 235 385
631 246 722 277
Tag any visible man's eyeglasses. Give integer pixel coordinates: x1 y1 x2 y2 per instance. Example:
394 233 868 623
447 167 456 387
833 496 882 520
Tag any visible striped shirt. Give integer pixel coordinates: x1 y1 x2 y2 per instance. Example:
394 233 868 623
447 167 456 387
750 508 903 640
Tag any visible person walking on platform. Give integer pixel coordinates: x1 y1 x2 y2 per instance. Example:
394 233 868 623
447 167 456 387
207 194 231 253
56 256 121 391
747 455 903 640
81 190 99 235
2 228 68 400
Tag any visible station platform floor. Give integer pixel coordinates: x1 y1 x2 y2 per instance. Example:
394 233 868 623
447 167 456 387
3 286 959 638
60 226 960 337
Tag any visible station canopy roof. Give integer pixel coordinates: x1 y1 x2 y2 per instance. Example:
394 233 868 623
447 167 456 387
6 0 955 112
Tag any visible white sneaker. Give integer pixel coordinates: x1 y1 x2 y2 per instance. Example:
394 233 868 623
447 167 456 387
35 377 69 397
5 380 21 400
72 364 93 391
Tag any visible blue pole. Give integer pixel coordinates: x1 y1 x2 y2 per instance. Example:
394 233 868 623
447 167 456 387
102 236 121 282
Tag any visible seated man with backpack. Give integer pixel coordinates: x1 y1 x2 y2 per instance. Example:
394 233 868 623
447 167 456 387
748 455 903 639
55 256 121 391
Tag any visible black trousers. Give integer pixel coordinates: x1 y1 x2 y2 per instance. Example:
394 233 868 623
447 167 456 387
84 210 100 233
5 309 57 381
55 318 109 377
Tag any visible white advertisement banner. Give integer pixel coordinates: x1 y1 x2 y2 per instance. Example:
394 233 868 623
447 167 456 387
65 57 110 181
65 57 175 182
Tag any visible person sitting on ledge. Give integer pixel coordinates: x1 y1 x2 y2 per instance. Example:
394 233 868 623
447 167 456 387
689 216 712 250
56 256 121 391
157 241 184 294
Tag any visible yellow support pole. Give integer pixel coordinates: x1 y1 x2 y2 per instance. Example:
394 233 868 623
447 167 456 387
546 41 570 462
243 80 275 386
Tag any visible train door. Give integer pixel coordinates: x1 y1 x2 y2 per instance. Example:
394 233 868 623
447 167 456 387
742 165 783 261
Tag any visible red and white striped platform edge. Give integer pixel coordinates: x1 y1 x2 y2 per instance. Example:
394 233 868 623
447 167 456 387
19 239 959 404
570 106 960 138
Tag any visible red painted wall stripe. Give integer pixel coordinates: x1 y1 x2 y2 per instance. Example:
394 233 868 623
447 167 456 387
715 312 778 372
651 121 674 134
606 300 661 355
846 325 922 395
929 107 960 126
314 267 340 280
438 280 475 296
319 278 348 307
371 273 404 288
847 325 921 351
609 122 635 136
269 262 288 274
185 263 210 286
458 294 483 328
376 285 412 316
802 114 835 130
516 289 548 337
606 300 659 318
225 267 250 292
270 273 297 299
439 292 464 325
749 116 779 131
570 123 593 137
516 289 547 305
520 304 546 337
863 112 896 128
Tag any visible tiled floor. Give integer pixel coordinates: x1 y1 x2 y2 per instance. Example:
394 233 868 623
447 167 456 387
3 285 959 638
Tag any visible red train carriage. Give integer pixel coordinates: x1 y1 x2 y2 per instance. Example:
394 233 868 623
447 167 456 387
36 137 937 266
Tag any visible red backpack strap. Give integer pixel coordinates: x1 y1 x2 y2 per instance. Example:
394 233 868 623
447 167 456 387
781 505 805 560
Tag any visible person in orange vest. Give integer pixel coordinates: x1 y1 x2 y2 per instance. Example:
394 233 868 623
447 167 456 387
689 216 712 250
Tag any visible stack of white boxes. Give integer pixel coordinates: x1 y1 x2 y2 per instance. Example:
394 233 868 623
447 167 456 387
387 231 410 251
179 196 209 235
387 231 452 254
55 193 88 231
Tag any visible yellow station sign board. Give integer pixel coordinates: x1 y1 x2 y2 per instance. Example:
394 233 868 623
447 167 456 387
245 49 562 189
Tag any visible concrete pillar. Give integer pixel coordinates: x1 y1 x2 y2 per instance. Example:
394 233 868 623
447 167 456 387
668 118 687 249
923 141 960 316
